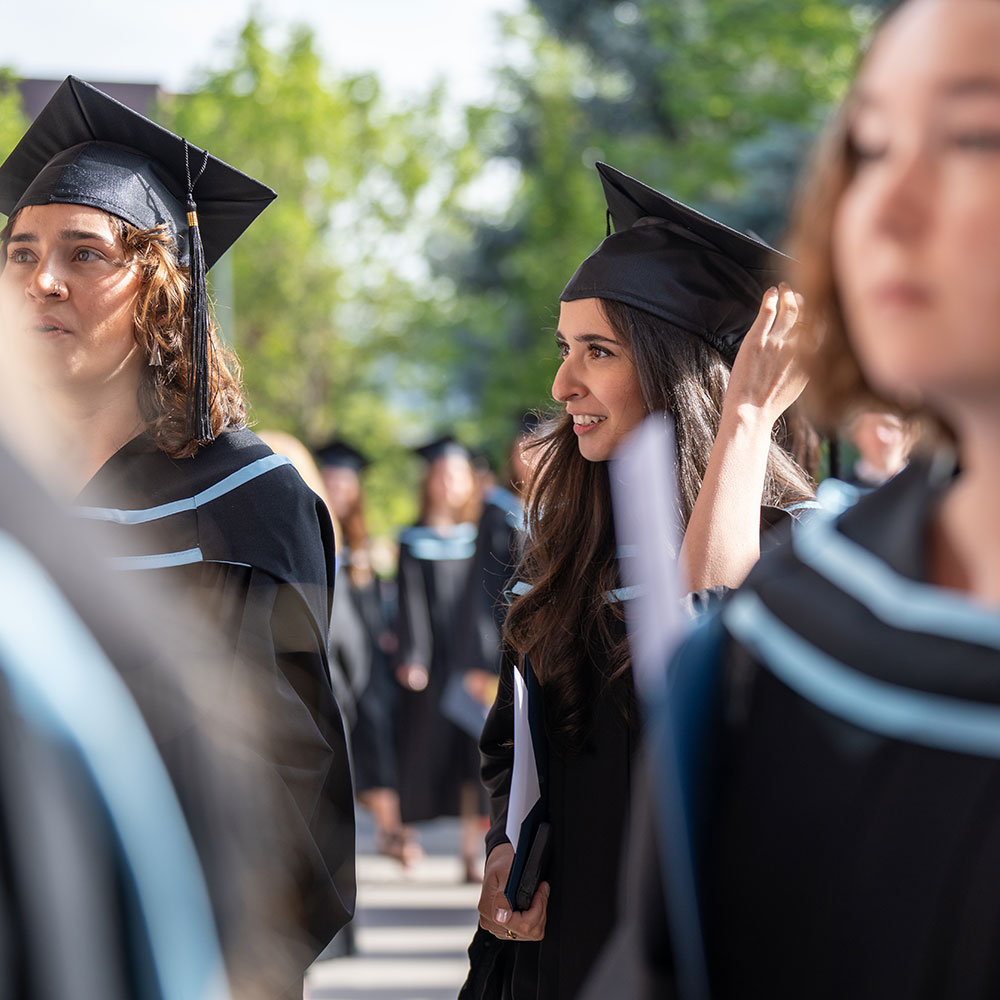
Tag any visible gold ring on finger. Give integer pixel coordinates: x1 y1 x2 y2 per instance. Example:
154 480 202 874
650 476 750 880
506 928 516 939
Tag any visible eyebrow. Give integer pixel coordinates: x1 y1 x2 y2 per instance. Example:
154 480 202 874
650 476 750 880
854 75 1000 111
7 229 115 245
555 331 619 345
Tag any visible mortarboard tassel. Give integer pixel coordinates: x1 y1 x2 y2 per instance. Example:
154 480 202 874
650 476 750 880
184 141 214 443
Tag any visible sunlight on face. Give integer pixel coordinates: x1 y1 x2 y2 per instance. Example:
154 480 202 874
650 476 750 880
552 297 646 462
0 203 143 395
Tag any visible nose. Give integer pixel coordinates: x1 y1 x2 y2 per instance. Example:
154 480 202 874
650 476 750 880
26 260 68 302
869 145 932 243
552 356 585 403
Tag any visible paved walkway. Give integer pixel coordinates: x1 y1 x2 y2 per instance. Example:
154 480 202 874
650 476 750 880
307 816 482 1000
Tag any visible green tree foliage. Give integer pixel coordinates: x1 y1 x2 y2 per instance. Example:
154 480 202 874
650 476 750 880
0 71 27 168
159 17 462 534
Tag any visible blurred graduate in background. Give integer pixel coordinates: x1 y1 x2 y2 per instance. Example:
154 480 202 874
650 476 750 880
448 414 539 766
840 408 916 492
314 438 412 864
394 436 485 879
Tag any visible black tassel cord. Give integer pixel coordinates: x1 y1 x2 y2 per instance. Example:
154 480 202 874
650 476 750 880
184 141 214 442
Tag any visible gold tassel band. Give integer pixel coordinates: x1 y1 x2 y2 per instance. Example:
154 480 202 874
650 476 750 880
187 210 199 227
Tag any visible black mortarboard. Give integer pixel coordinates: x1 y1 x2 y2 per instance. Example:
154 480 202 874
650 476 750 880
314 438 369 473
561 162 790 365
415 436 471 463
0 76 276 441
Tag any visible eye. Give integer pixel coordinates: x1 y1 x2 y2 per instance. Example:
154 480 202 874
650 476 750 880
73 248 101 262
588 343 613 359
8 248 33 264
848 135 887 167
951 130 1000 151
555 339 569 359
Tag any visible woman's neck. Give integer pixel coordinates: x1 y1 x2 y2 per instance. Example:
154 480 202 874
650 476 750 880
423 509 461 530
48 384 146 497
929 417 1000 606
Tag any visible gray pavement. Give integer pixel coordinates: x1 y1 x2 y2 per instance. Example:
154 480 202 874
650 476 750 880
306 814 483 1000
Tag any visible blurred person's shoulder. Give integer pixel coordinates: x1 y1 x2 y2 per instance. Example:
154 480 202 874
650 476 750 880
745 455 947 594
724 454 955 672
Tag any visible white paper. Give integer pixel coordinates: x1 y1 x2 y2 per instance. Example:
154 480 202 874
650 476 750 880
610 415 690 702
505 665 540 846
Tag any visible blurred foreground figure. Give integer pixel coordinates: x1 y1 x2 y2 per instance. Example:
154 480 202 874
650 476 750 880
0 437 305 1000
0 77 355 991
585 2 1000 998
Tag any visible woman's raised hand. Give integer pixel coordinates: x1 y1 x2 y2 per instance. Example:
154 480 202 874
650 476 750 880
477 842 550 942
726 283 810 424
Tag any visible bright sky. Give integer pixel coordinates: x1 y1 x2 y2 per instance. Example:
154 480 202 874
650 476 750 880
0 0 525 100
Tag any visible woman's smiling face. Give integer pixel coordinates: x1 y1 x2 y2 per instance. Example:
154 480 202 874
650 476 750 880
552 297 646 462
0 202 144 394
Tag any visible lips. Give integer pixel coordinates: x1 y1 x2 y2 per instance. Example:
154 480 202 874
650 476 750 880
569 413 606 436
868 281 932 309
33 314 72 337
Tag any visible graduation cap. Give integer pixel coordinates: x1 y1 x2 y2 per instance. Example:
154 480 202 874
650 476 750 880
313 438 369 473
414 435 471 463
0 76 276 441
561 162 791 365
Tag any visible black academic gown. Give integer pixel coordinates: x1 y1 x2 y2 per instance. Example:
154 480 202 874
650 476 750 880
475 507 807 1000
329 560 371 730
591 456 1000 1000
349 567 399 793
393 522 479 823
74 427 356 961
480 618 639 1000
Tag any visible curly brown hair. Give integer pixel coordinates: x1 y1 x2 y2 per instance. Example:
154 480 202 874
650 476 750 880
121 220 246 457
1 212 246 458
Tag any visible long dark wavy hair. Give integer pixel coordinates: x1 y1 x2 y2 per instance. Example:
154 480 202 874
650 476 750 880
504 298 815 749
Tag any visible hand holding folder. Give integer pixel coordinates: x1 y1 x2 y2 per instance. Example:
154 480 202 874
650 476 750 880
503 657 551 912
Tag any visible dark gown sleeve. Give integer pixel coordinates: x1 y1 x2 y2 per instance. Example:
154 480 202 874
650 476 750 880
394 542 433 669
328 566 371 730
197 560 356 958
480 654 516 857
455 504 518 677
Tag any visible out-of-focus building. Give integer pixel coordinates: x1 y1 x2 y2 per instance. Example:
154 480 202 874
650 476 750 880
17 78 164 120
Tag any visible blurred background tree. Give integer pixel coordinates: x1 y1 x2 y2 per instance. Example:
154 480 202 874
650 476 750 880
159 17 477 534
0 71 27 157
